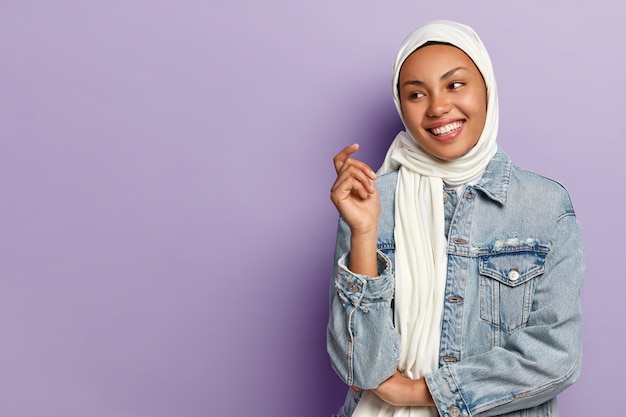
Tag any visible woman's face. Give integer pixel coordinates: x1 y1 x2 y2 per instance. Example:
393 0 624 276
398 44 487 161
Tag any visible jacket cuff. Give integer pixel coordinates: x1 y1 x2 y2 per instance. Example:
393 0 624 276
425 366 470 417
335 250 393 311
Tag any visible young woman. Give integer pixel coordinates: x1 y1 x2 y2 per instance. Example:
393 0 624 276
327 20 584 417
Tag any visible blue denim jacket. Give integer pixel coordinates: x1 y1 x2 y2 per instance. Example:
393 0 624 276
327 148 584 417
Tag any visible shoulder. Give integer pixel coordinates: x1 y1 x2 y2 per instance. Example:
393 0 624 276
509 165 575 215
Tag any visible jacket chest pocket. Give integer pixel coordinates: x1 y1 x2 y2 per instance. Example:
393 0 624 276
478 249 548 333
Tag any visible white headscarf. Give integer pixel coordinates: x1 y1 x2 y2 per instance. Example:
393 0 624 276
353 20 499 417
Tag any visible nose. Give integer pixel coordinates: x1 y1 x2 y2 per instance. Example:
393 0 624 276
427 92 451 117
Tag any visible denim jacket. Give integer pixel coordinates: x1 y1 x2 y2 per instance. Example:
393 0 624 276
327 148 585 417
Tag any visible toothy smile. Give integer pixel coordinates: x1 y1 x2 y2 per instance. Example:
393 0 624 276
429 121 464 136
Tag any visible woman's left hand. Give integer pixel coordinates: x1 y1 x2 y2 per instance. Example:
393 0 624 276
372 371 435 407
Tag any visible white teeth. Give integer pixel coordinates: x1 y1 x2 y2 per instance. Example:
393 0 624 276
430 121 463 136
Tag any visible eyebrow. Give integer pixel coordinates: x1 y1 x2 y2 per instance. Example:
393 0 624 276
401 66 468 87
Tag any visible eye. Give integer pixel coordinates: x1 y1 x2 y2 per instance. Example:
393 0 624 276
408 91 425 100
449 81 464 90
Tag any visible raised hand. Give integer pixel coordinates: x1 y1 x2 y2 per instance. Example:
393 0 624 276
330 144 380 237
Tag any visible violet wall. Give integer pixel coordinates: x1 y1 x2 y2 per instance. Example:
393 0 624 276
1 1 620 416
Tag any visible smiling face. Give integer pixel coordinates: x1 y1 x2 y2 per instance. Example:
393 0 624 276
398 43 488 161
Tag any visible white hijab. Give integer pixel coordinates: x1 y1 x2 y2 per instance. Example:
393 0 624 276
353 20 499 417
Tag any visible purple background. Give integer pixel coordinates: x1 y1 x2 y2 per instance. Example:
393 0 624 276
0 1 620 416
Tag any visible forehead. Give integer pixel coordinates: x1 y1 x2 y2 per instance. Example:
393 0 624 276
399 44 481 79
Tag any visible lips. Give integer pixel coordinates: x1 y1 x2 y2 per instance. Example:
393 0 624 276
428 121 464 137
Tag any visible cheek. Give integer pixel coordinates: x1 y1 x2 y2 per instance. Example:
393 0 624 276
401 103 425 127
460 94 487 125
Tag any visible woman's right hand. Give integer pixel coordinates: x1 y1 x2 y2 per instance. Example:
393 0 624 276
330 144 380 237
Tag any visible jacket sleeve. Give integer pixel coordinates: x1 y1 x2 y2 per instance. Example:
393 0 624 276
425 210 585 417
326 216 402 390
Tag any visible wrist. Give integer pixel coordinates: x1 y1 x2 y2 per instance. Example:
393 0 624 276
411 378 435 407
348 229 378 277
350 224 378 240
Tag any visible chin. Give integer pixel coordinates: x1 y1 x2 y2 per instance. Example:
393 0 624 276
412 132 477 162
425 147 469 162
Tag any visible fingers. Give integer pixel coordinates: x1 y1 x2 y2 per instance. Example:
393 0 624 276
333 143 359 173
330 144 378 205
333 143 377 178
330 176 368 204
330 159 376 202
329 144 381 234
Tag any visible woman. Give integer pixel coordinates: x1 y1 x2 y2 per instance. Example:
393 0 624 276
327 20 584 417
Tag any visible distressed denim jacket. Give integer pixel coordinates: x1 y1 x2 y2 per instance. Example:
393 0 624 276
327 148 585 417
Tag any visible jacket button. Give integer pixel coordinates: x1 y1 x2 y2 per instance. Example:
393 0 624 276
450 405 461 417
347 282 360 292
508 269 520 281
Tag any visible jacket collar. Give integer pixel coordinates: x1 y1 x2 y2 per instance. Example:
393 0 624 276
474 146 511 205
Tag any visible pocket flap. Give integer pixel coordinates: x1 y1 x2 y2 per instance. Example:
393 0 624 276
479 250 548 287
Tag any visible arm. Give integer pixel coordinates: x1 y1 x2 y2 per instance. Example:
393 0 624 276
327 217 401 389
327 144 401 389
348 229 379 277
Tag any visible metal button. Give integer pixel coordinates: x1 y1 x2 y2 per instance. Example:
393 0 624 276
450 405 461 417
347 282 360 292
508 269 520 281
443 193 449 203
